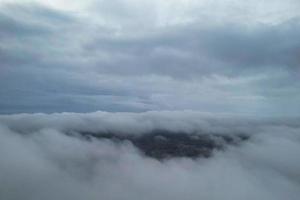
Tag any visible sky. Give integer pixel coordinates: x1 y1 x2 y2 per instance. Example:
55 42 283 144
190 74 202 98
0 0 300 116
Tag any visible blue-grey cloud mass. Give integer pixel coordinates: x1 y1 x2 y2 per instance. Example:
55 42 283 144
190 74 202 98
0 0 300 116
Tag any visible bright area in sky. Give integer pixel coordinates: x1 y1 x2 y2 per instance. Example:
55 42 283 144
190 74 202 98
2 0 299 25
0 0 299 115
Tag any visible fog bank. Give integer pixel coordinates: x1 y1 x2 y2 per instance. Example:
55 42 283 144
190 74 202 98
0 111 300 200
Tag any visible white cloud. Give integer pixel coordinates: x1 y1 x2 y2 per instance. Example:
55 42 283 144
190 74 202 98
0 111 300 200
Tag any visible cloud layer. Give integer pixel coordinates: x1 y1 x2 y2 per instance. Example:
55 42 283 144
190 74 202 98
1 2 299 199
0 0 300 115
0 111 300 200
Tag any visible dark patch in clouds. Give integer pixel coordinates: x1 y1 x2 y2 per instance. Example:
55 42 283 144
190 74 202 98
74 130 249 159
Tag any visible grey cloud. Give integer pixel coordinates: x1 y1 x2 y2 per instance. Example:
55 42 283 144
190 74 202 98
0 112 300 200
86 20 300 78
1 111 299 135
0 3 74 42
0 13 46 37
0 2 300 115
3 2 300 77
1 1 300 199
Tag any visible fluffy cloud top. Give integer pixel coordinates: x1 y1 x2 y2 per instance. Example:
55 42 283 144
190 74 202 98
0 111 300 200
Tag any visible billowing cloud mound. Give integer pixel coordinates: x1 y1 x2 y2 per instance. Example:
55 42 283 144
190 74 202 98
0 111 300 200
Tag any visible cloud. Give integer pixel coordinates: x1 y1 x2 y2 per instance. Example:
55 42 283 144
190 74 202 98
1 1 299 198
0 111 300 200
0 1 300 115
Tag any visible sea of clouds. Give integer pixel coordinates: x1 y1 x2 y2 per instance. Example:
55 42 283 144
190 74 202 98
0 111 300 200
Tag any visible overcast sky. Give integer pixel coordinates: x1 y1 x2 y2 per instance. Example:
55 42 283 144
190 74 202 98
0 0 299 116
